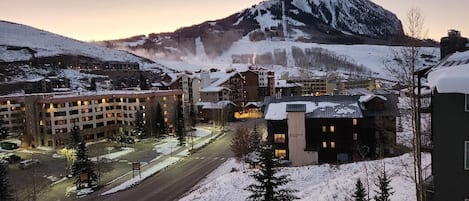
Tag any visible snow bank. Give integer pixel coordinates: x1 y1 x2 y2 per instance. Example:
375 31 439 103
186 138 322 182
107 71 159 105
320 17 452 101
180 153 430 201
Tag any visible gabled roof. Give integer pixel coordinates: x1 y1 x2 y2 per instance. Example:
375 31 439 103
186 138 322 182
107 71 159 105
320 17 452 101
264 94 398 120
428 50 469 94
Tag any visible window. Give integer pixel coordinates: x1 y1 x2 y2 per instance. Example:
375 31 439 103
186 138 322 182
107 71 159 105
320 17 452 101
353 133 358 141
274 149 286 158
465 141 469 170
274 134 286 143
331 141 336 149
466 94 469 112
322 141 327 148
54 111 66 117
322 126 326 133
330 126 335 133
353 118 358 126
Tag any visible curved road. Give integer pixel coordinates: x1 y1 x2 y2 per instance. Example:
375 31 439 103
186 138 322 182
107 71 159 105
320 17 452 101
98 130 233 201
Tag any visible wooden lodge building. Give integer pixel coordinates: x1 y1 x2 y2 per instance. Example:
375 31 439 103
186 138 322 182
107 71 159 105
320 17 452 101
264 94 399 166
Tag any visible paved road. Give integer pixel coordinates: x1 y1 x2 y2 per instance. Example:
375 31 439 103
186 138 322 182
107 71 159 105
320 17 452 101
97 131 233 201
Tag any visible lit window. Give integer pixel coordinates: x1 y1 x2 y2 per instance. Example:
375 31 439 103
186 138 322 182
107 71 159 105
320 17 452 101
353 118 358 126
102 98 106 103
6 100 10 105
83 101 89 106
331 142 336 148
120 98 124 102
465 141 469 170
322 141 327 148
164 111 168 115
322 126 326 133
164 118 168 122
330 126 335 133
274 134 286 143
274 149 286 158
164 104 167 108
77 101 81 106
163 96 167 101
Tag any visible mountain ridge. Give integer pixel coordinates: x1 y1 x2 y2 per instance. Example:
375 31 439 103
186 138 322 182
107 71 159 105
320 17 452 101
99 0 408 60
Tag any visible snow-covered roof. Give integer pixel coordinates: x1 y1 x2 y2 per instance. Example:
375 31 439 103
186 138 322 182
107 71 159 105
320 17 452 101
199 86 229 93
275 80 302 88
264 101 363 120
196 101 236 109
245 102 264 108
0 46 34 62
358 94 387 103
428 51 469 94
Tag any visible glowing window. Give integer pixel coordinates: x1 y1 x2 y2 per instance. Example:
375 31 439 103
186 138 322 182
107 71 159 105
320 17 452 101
331 142 336 148
322 141 327 148
274 149 286 158
164 118 168 122
163 96 167 101
353 118 358 126
274 134 286 143
322 126 326 133
330 126 335 133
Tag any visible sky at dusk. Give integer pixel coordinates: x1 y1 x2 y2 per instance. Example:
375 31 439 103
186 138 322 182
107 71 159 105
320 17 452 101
1 0 468 42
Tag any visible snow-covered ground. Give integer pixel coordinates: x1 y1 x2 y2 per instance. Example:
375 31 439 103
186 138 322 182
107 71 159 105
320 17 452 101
180 153 430 201
101 127 219 196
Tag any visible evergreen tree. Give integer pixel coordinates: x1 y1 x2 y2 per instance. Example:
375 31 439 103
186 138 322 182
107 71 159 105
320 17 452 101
139 72 149 90
352 179 368 201
248 123 262 152
230 127 250 162
135 110 145 138
245 144 299 201
154 103 165 137
0 164 14 201
189 105 196 128
175 100 185 146
72 142 97 189
0 117 8 139
374 165 393 201
89 78 97 91
68 125 82 149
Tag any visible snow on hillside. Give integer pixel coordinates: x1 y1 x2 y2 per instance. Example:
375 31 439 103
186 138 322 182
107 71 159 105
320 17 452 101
158 36 438 81
0 21 149 65
180 153 430 201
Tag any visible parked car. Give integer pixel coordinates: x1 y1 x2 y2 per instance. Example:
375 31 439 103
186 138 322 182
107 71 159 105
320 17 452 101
19 159 39 169
2 154 21 164
0 142 19 150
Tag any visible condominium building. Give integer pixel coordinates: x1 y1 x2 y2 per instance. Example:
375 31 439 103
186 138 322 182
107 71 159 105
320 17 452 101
0 90 182 148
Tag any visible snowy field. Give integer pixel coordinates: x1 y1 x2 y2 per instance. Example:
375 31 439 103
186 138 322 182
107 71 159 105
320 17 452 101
180 153 430 201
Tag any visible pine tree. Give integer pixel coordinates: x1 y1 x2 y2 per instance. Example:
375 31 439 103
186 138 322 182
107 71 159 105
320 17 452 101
248 123 262 152
175 100 185 146
72 142 97 189
68 125 82 149
374 165 393 201
353 179 368 201
245 144 299 201
154 103 165 137
0 117 8 139
135 110 145 138
0 164 14 201
230 127 250 162
139 72 149 90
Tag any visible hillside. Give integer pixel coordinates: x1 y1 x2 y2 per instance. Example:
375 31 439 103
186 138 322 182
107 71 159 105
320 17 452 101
100 0 408 60
0 20 153 65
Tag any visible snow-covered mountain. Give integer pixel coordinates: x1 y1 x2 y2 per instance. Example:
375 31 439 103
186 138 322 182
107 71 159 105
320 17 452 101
101 0 406 60
0 20 153 65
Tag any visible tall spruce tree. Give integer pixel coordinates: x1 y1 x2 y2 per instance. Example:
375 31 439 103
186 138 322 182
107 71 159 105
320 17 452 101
352 179 368 201
135 110 145 138
245 144 299 201
175 100 185 146
154 103 165 137
72 142 97 189
0 164 14 201
248 123 262 152
69 125 81 149
374 165 393 201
